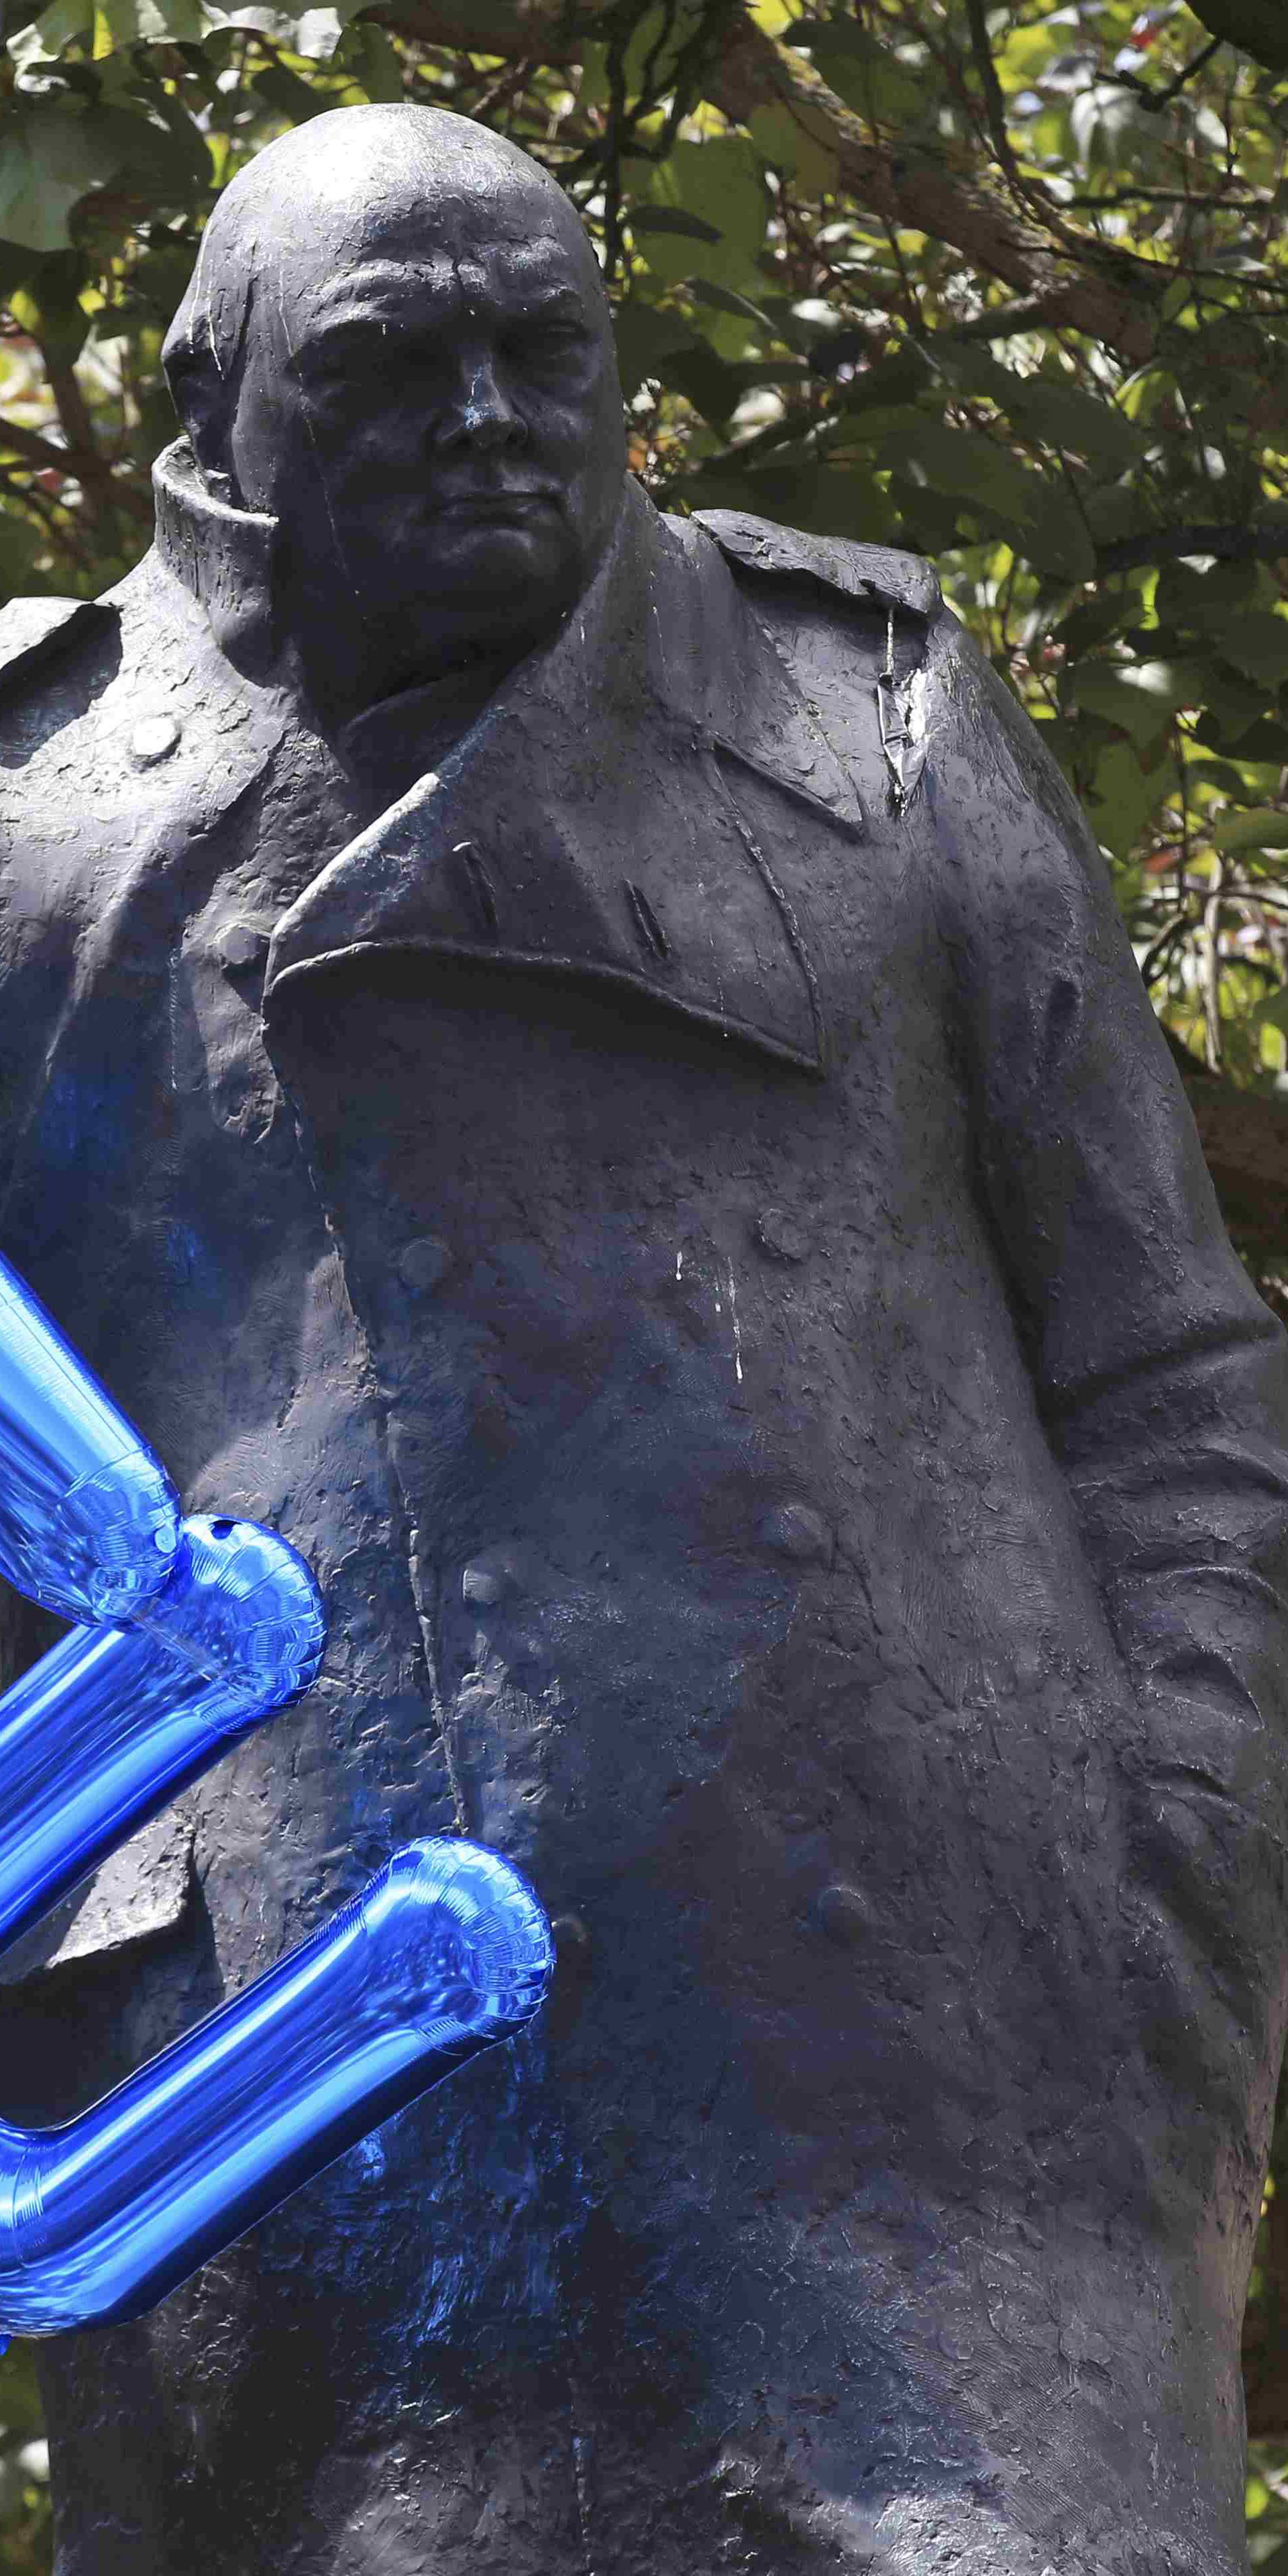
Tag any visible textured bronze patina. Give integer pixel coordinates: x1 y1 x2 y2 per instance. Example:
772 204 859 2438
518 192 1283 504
0 100 1284 2576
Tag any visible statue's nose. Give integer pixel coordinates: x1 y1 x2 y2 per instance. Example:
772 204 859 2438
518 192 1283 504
434 356 529 455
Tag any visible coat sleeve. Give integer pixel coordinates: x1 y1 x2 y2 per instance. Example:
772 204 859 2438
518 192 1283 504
922 608 1288 1809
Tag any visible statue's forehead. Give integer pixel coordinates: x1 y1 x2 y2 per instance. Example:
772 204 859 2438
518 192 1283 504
291 233 591 329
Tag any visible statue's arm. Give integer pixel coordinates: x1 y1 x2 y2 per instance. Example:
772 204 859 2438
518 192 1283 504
926 606 1288 1766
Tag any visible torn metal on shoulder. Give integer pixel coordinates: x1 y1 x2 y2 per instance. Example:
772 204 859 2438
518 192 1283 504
876 606 924 813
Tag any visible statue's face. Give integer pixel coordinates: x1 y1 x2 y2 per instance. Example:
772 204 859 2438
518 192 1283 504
224 172 626 690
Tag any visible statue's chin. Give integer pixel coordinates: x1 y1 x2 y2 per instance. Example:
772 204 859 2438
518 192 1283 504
423 512 574 606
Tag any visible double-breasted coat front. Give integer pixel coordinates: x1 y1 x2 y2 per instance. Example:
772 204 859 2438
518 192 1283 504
0 446 1285 2576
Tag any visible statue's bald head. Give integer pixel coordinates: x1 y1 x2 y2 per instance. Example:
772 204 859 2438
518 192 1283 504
163 105 627 722
166 106 607 439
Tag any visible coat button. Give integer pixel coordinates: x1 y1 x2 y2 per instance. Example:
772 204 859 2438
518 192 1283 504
462 1558 519 1609
397 1236 451 1293
216 920 270 975
755 1208 810 1263
129 712 181 767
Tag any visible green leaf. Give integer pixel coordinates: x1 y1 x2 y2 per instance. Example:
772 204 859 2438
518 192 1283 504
641 138 767 290
875 415 1095 578
8 268 90 371
1072 659 1196 747
995 376 1144 478
1085 737 1177 859
612 297 700 398
0 240 43 301
806 24 926 127
0 2343 50 2445
1155 557 1269 631
96 101 210 198
1200 660 1281 741
747 101 839 195
1187 0 1288 73
1252 987 1288 1043
619 0 710 94
929 345 1144 476
99 0 203 44
690 458 901 545
343 21 402 100
835 351 936 413
839 403 930 447
0 105 128 252
0 509 50 603
1211 612 1288 690
7 0 91 64
252 60 330 121
1194 711 1287 759
629 207 721 244
1053 593 1131 658
1211 810 1288 851
652 346 741 423
688 279 775 328
685 280 777 360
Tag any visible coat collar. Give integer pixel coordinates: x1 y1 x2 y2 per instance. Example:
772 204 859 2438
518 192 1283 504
264 478 864 1075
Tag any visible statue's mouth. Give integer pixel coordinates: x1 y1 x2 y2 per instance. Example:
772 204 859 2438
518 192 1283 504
429 489 557 525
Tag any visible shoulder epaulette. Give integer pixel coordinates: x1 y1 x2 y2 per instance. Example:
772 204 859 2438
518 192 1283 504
692 508 943 622
0 596 115 706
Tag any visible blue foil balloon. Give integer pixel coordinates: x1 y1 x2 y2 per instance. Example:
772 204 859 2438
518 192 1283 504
0 1251 554 2336
0 1512 326 1955
0 1255 180 1624
0 1840 553 2334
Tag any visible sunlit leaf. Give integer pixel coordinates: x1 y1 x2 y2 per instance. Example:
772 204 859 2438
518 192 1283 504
748 100 839 195
1212 812 1288 851
6 0 92 65
1073 659 1196 747
99 0 203 44
641 137 767 290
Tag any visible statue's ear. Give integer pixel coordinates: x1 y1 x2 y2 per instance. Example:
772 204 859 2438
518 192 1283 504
160 303 237 506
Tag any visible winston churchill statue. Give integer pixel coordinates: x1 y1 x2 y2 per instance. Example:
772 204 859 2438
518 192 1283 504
0 100 1283 2576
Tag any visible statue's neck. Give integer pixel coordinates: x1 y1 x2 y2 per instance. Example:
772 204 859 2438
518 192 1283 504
333 648 521 809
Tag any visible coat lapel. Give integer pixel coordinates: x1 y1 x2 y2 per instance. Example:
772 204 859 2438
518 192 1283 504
264 482 864 1077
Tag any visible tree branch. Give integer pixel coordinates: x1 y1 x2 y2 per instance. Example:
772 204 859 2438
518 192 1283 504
1110 33 1224 112
0 413 152 523
701 20 1167 368
1095 517 1288 574
961 0 1088 252
1166 1035 1288 1259
378 1 1169 367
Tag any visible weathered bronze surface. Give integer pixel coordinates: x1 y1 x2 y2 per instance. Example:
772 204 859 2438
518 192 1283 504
0 101 1285 2576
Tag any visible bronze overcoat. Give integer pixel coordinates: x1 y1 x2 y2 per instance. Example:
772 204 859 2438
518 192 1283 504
0 447 1285 2576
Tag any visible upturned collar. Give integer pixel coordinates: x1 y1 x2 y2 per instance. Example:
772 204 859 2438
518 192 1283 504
152 438 280 682
263 476 867 1076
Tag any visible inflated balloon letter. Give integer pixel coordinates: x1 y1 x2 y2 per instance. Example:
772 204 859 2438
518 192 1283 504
0 1251 553 2334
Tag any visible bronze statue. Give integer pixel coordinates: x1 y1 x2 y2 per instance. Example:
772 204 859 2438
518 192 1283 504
0 99 1283 2576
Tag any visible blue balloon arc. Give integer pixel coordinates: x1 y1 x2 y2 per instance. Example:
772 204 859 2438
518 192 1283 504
0 1252 553 2337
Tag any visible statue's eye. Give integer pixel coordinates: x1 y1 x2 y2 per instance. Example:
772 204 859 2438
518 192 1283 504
504 319 588 368
297 343 367 396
